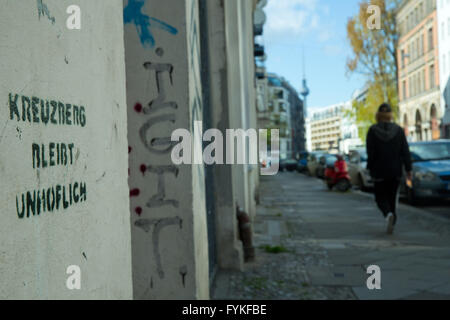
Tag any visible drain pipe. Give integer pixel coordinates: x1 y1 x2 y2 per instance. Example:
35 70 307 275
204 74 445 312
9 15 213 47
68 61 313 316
236 204 255 262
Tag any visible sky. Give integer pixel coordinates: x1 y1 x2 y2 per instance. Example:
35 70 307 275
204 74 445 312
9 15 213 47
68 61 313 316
262 0 367 111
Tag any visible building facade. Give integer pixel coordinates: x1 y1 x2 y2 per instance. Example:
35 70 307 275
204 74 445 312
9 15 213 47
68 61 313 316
1 0 262 300
282 80 306 158
256 66 271 130
437 0 450 137
397 0 442 141
267 73 292 159
308 102 362 153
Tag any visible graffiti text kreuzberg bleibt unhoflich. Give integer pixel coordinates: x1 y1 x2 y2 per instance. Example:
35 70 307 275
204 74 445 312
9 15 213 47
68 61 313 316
8 93 88 219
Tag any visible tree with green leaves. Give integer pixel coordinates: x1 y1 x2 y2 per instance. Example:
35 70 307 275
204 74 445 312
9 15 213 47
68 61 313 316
346 0 401 140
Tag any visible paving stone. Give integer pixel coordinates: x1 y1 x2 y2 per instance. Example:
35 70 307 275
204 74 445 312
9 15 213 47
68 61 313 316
306 266 367 287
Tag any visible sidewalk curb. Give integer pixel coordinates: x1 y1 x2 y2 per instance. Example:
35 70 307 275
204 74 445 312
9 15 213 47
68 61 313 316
352 189 450 226
300 172 450 225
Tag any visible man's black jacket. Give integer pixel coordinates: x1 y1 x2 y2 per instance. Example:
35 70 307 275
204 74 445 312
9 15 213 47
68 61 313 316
366 122 412 180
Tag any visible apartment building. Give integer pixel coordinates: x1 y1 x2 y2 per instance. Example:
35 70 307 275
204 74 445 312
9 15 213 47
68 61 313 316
308 102 361 153
267 73 292 159
397 0 442 141
282 79 306 158
310 104 343 152
437 0 450 137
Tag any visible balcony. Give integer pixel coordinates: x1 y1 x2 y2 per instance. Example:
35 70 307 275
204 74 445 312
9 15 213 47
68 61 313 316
254 44 265 57
254 25 263 36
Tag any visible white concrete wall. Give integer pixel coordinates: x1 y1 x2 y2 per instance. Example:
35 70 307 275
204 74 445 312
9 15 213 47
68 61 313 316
0 0 132 299
203 0 244 271
224 0 251 217
221 0 258 262
239 0 259 222
124 0 209 299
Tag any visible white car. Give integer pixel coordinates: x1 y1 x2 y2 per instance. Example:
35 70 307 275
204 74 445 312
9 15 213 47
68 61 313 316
348 149 373 191
306 151 325 177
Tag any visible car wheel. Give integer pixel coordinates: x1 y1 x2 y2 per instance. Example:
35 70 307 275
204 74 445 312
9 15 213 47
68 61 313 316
358 174 366 192
406 187 419 206
336 179 351 192
315 168 321 178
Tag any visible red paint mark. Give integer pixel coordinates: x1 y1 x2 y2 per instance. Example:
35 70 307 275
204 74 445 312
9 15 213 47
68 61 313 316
134 103 143 113
140 164 147 176
129 146 132 154
135 207 143 216
130 188 140 197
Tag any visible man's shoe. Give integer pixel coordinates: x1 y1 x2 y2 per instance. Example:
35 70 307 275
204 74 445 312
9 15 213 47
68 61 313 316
386 213 394 235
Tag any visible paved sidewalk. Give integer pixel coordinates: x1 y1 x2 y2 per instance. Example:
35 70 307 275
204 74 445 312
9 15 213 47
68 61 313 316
212 172 450 300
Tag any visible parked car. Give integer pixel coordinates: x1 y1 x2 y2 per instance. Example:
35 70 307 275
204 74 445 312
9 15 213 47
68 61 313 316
316 154 338 179
398 140 450 205
284 159 298 172
347 148 373 191
279 158 286 172
307 151 325 177
296 151 309 173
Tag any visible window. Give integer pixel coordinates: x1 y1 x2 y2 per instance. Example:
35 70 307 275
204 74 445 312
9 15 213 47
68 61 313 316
409 77 412 95
422 33 426 55
419 73 422 94
414 73 420 95
444 54 447 74
420 34 424 56
448 18 450 36
443 22 446 40
403 80 407 100
423 69 426 90
427 0 433 13
428 27 434 51
416 38 419 59
430 65 435 88
418 72 422 94
408 43 412 63
401 49 405 68
448 51 450 75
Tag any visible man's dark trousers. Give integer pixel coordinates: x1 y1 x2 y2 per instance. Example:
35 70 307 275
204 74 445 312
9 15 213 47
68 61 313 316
374 178 400 225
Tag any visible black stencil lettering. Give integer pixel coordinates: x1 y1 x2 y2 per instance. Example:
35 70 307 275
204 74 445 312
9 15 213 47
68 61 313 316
9 93 20 121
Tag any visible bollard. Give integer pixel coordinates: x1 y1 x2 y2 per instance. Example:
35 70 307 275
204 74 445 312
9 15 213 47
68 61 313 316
236 205 255 262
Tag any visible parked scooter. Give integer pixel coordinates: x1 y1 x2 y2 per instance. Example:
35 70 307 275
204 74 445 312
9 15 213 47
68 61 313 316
324 155 352 192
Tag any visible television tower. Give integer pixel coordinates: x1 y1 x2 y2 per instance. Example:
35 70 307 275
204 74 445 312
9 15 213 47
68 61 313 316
300 48 310 118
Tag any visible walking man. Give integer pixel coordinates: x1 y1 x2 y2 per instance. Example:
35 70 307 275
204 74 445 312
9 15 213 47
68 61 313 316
366 103 412 234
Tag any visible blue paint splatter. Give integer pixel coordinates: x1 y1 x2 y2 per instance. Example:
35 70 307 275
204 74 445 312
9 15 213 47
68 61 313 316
124 0 178 49
37 0 55 24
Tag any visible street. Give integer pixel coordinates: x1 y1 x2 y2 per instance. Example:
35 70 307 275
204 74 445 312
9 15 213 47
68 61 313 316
212 171 450 300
